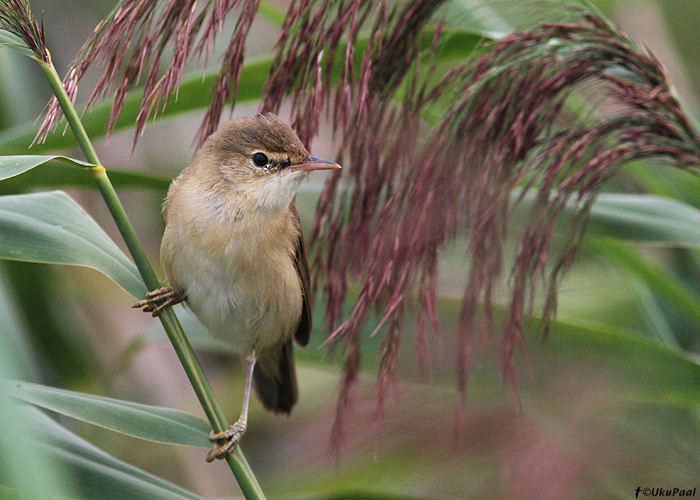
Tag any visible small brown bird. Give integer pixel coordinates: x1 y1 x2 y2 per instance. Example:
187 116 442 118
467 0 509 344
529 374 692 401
134 113 340 461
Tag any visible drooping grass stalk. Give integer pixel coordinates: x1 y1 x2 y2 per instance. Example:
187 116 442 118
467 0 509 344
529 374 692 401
37 53 266 500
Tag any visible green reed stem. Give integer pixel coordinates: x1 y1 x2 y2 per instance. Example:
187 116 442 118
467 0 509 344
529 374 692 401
38 55 266 500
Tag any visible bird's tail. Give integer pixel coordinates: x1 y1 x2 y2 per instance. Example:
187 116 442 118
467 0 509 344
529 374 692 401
253 339 298 414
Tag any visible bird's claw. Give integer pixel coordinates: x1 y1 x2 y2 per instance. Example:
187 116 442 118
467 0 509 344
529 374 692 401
133 287 184 317
206 421 247 462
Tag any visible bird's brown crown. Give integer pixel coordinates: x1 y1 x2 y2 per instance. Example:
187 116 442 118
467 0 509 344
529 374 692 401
200 113 310 169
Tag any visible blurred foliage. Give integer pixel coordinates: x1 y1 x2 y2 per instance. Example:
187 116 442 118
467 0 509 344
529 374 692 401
1 0 700 499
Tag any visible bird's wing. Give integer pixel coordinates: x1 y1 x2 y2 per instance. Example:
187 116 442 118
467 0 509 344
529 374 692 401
290 203 312 347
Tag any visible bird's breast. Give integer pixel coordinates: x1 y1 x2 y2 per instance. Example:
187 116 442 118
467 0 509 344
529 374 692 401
161 190 303 352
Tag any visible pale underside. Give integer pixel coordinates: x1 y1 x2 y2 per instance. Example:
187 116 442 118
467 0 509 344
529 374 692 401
161 170 305 353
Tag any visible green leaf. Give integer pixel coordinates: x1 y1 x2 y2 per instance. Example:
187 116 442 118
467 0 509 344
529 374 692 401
513 191 700 248
0 154 95 181
427 27 491 61
0 58 273 155
0 30 35 59
11 405 205 499
542 319 700 408
447 0 513 35
0 312 73 498
0 191 145 297
0 154 170 193
586 239 700 336
258 0 286 26
0 28 488 155
587 194 700 246
1 162 171 192
9 380 211 447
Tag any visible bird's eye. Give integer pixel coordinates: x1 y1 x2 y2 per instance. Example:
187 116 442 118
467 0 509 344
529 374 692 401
252 152 268 167
281 158 291 168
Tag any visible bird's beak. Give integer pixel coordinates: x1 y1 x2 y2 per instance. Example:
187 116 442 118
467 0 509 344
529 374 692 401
289 156 342 172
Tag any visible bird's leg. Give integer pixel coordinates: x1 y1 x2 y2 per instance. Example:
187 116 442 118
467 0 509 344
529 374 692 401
206 350 257 462
132 287 185 317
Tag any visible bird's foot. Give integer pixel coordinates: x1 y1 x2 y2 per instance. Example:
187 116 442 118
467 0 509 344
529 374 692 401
132 287 184 317
206 419 247 462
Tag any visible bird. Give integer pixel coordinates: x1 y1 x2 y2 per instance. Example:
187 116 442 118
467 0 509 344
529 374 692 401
133 113 340 461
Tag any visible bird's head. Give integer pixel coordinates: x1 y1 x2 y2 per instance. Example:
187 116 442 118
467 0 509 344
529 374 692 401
195 113 340 211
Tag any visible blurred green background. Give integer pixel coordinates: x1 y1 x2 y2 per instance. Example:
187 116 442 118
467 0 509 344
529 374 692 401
1 0 700 498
